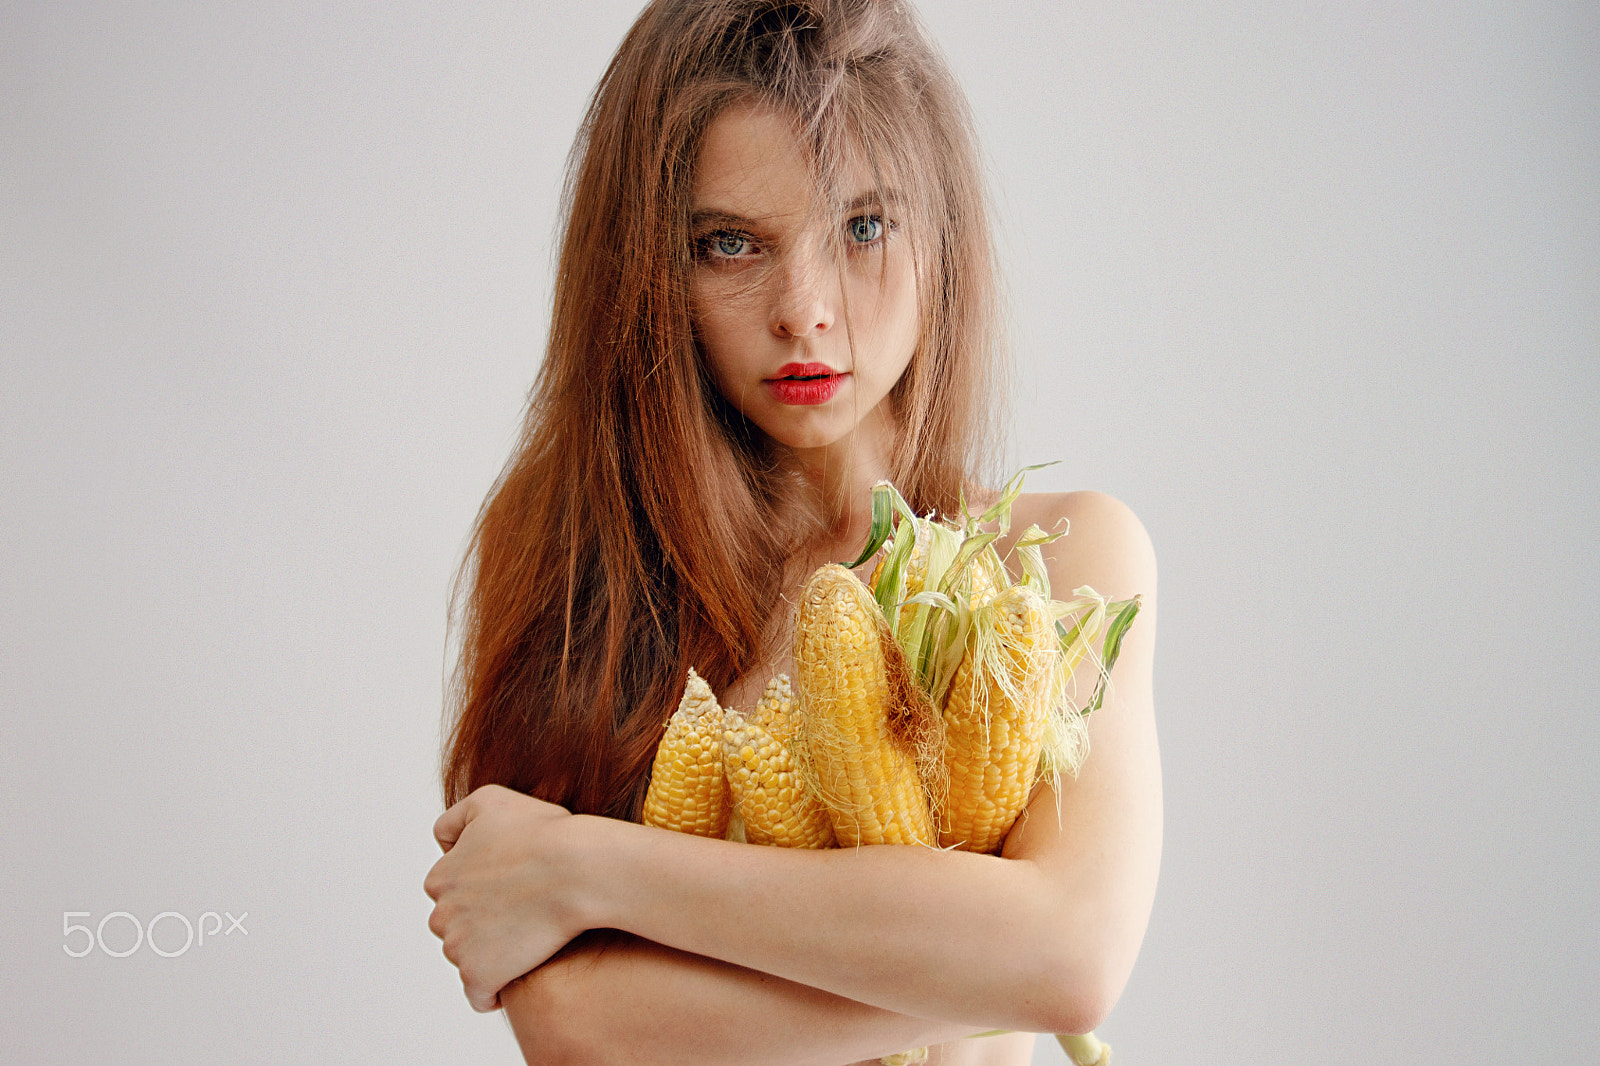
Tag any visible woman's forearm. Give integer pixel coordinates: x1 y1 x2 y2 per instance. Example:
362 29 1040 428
501 931 989 1066
562 804 1113 1036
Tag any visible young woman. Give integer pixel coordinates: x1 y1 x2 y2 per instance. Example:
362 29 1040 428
423 2 1161 1063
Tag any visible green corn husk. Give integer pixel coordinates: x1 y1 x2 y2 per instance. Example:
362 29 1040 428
854 475 1140 780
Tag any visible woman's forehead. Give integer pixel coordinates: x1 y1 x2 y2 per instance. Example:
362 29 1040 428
690 102 895 225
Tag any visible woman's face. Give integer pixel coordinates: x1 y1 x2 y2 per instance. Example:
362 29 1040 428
688 103 921 453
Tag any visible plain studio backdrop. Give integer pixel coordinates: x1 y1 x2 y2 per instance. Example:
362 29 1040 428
3 1 1595 1062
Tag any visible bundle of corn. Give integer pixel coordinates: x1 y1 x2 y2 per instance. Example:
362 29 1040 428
640 468 1138 1066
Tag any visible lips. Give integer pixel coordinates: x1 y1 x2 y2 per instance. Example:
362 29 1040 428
766 363 846 405
772 362 837 380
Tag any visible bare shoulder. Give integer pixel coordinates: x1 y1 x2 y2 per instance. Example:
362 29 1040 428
1005 490 1157 605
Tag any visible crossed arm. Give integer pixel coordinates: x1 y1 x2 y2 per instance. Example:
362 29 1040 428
425 491 1161 1064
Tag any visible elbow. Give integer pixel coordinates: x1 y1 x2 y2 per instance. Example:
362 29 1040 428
1029 951 1125 1037
1036 985 1116 1039
1044 991 1114 1039
502 967 592 1066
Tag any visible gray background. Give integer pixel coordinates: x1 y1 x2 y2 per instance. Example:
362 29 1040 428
3 1 1595 1062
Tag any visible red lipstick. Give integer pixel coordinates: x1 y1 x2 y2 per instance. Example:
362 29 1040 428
767 363 845 405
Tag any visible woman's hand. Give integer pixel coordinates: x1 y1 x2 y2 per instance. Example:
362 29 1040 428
424 784 588 1012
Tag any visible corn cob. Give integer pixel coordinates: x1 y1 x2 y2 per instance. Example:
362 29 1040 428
793 564 937 848
722 675 835 849
641 668 731 838
938 584 1056 853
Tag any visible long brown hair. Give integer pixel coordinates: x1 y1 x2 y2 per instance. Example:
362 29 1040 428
442 0 1004 819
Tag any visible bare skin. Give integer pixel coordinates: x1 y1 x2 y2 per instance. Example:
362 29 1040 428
424 103 1162 1065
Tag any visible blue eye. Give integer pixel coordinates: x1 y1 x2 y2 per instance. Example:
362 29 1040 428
848 216 883 244
703 231 751 258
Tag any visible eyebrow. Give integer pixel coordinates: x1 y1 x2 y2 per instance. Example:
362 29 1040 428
842 189 902 213
688 208 756 232
689 189 903 232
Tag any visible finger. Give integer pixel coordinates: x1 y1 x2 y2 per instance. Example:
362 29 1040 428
433 796 475 852
423 862 445 904
464 970 505 1013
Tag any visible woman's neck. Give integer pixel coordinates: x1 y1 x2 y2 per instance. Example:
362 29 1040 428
782 404 897 566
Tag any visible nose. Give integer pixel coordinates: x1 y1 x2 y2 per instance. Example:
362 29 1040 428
768 245 836 339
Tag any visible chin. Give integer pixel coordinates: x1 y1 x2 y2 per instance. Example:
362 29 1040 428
768 430 846 452
757 415 853 453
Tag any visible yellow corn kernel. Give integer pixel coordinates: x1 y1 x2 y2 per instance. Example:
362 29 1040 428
752 671 798 745
641 668 731 838
937 584 1055 853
